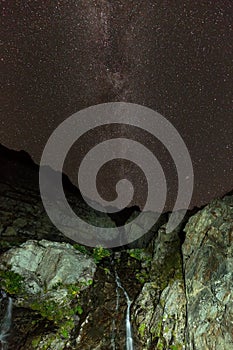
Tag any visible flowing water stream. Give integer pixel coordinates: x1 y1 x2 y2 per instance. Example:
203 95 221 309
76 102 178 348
0 291 13 350
111 255 134 350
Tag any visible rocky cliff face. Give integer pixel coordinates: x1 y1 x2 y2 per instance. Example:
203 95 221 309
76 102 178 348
132 195 233 350
182 196 233 350
0 144 232 349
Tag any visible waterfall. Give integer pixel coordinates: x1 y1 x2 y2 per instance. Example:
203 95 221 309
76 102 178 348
111 255 134 350
0 292 13 350
115 270 134 350
111 267 120 350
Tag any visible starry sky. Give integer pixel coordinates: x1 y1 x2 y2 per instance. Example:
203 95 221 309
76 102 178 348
1 0 233 211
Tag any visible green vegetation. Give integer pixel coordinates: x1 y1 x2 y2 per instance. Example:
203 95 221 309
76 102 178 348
30 282 84 322
73 243 90 256
31 336 42 348
31 333 59 350
151 249 183 292
152 319 163 338
92 246 111 263
138 323 146 337
127 248 152 284
127 248 152 266
66 283 81 296
30 282 85 348
170 345 183 350
73 243 111 264
60 325 69 339
128 248 143 261
0 269 25 294
103 267 111 276
31 298 69 322
135 269 150 284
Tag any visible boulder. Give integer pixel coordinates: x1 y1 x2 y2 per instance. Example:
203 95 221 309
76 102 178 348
0 239 96 295
0 239 96 350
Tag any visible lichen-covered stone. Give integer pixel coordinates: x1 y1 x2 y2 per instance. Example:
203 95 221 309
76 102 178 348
0 239 96 349
182 196 233 350
156 280 186 349
31 333 68 350
133 222 186 349
0 239 96 294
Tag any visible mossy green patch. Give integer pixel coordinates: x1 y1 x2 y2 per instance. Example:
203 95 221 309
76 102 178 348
128 248 143 260
30 283 84 323
127 248 152 266
92 246 111 263
150 245 183 292
30 283 85 348
73 242 111 264
170 344 183 350
31 336 42 348
138 323 146 338
73 243 90 256
135 269 149 284
0 269 25 294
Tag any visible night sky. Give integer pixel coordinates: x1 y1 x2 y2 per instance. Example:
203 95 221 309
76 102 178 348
1 1 233 212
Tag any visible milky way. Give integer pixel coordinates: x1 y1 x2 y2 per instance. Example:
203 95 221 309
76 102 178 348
1 1 233 211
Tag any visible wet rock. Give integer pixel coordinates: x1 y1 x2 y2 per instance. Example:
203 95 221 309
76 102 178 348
182 195 233 350
75 251 142 350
